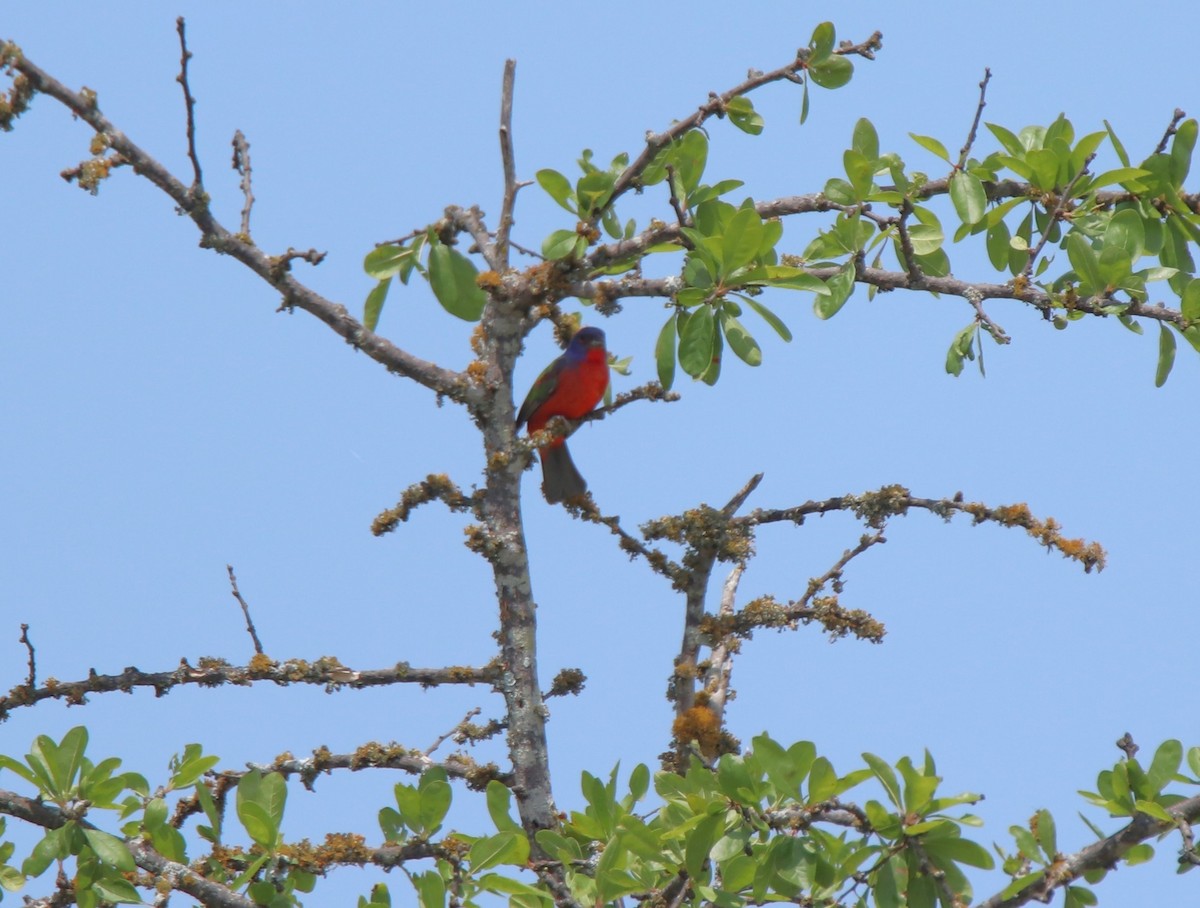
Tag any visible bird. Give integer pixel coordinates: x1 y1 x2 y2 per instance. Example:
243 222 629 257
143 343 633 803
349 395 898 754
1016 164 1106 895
516 326 609 503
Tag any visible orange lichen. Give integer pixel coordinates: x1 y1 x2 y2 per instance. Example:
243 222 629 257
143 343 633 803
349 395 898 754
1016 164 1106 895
672 704 723 759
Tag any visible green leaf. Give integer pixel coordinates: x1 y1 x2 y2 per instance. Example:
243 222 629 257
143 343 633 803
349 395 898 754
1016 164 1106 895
949 171 987 226
678 305 716 377
91 877 141 905
719 309 762 366
863 753 902 808
486 780 521 833
986 122 1025 156
541 229 579 261
808 56 852 89
986 221 1012 271
1182 280 1200 321
363 244 410 280
1147 739 1183 794
1104 120 1131 167
760 265 827 294
0 863 23 892
815 264 854 319
469 831 529 871
656 315 677 391
82 829 134 872
427 243 487 321
1034 809 1057 858
1104 209 1146 261
1170 118 1197 185
809 21 835 59
239 801 276 849
1156 323 1176 387
576 170 615 216
0 754 42 789
909 133 950 163
1086 167 1151 190
799 79 810 125
536 168 576 214
945 323 976 377
721 205 765 275
413 870 446 908
685 811 724 881
1066 234 1104 292
726 96 764 135
852 118 879 161
363 278 390 332
1124 843 1155 866
419 779 452 834
743 297 793 342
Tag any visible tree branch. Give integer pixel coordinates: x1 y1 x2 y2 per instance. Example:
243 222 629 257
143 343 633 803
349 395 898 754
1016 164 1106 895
604 32 883 211
174 17 202 194
979 794 1200 908
956 68 992 170
0 656 501 719
0 787 256 908
8 49 476 405
496 59 521 268
738 485 1106 573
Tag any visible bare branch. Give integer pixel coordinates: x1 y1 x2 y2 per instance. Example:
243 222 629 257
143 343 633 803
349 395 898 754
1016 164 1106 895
957 67 992 169
18 624 35 688
568 500 685 584
446 204 502 272
174 17 202 194
1153 107 1187 155
966 285 1011 344
9 50 477 405
496 59 518 268
0 656 501 719
230 128 254 237
225 565 264 655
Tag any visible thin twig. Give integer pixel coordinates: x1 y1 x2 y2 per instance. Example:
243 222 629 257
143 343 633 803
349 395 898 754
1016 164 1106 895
664 164 690 228
19 624 35 688
568 500 685 583
803 531 885 608
226 565 264 655
174 17 202 193
1153 108 1187 155
604 31 884 213
895 199 925 286
966 286 1011 344
427 707 482 756
956 68 992 170
231 129 254 237
496 59 518 268
1021 154 1096 279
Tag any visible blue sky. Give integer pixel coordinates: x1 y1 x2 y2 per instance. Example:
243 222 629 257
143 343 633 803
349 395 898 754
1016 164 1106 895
2 1 1199 904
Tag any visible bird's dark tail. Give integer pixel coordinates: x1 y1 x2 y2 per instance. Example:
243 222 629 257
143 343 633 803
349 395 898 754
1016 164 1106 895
539 443 587 504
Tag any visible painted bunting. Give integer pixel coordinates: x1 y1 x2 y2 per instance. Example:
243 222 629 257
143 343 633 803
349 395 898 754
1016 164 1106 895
516 326 609 503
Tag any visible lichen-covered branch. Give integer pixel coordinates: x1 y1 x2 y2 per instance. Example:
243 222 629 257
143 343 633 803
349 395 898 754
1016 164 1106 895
0 656 501 719
738 484 1106 573
4 46 475 405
